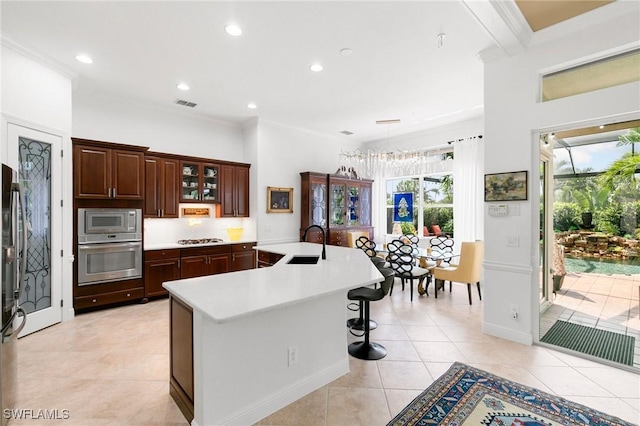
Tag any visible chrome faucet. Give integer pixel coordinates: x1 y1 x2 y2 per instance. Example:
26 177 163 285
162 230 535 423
302 225 326 260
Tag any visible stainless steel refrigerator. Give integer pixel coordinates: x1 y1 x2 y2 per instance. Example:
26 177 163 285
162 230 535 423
1 163 27 425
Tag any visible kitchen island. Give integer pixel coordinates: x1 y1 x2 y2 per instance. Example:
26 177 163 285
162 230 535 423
163 242 383 426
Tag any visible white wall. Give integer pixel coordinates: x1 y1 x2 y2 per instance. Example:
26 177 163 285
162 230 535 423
254 120 361 244
72 91 244 161
483 11 640 344
1 44 74 321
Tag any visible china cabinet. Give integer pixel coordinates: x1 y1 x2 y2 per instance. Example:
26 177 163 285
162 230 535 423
180 161 220 203
300 172 373 246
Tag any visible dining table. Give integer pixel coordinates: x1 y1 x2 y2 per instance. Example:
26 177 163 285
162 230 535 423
377 245 460 296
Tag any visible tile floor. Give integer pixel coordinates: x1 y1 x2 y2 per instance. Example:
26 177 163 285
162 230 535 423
540 271 640 368
14 279 640 425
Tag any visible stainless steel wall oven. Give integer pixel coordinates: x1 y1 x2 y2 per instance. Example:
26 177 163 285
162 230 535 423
77 208 142 286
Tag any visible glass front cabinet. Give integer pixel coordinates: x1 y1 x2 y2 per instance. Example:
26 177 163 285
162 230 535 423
180 161 219 203
300 172 373 246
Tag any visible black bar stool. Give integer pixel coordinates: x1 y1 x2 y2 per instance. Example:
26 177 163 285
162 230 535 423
347 267 395 360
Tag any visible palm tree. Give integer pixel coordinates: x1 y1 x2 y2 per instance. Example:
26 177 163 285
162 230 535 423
616 127 640 154
598 153 640 191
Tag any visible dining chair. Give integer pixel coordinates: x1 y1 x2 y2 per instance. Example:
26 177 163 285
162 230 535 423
429 235 455 266
347 231 370 248
432 240 484 305
386 239 432 301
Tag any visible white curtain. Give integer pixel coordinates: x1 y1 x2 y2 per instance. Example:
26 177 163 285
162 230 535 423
453 137 484 243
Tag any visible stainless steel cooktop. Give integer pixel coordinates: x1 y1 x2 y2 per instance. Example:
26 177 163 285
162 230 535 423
177 238 224 245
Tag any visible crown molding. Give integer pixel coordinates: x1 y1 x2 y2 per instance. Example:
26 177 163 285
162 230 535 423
476 46 507 63
489 0 533 48
1 33 78 81
461 0 526 57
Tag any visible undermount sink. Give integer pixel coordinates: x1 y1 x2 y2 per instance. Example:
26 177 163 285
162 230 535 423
287 255 320 265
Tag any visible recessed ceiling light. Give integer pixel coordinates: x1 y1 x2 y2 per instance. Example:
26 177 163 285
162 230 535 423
340 48 353 56
310 63 323 72
599 125 605 129
177 83 190 91
75 54 93 64
225 24 242 36
247 103 257 109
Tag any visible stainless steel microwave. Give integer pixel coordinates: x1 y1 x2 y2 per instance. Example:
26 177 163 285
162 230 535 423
78 208 142 243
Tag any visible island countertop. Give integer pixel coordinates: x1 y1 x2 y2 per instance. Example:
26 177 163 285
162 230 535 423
163 242 382 324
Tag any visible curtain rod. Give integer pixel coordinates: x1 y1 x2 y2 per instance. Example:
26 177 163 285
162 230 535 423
447 134 483 145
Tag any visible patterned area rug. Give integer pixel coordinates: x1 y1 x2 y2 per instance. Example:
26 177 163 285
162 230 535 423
388 362 635 426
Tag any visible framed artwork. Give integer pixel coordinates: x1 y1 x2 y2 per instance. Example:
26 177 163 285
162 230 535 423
484 171 528 201
267 187 293 213
393 192 414 222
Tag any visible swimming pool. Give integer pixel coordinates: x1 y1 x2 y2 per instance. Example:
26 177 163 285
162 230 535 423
565 255 640 275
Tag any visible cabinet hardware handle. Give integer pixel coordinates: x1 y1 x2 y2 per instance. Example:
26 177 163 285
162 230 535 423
126 293 131 297
92 299 97 303
113 188 116 198
178 260 181 268
232 254 235 261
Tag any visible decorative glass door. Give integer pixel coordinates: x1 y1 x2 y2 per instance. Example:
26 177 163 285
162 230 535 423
8 124 62 336
202 164 218 201
181 162 200 201
360 184 371 226
329 183 345 226
311 181 326 226
347 185 359 226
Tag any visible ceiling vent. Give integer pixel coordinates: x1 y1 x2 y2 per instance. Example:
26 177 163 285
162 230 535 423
340 130 354 135
175 99 197 108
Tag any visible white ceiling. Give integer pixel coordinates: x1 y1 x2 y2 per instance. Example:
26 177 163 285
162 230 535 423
0 1 627 143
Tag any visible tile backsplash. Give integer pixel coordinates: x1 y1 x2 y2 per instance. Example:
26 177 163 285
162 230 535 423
144 216 256 244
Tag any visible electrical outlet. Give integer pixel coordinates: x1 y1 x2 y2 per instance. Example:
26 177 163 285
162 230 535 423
509 304 519 320
507 236 519 247
288 345 299 367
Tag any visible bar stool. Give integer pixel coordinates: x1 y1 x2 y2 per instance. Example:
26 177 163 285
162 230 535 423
347 267 395 360
348 236 384 331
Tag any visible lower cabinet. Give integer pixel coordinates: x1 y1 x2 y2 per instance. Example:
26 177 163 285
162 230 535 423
257 250 285 268
180 246 231 279
144 249 181 298
231 243 256 271
74 278 144 310
170 296 194 423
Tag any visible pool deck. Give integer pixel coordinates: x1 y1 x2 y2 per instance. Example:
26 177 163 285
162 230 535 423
541 271 640 369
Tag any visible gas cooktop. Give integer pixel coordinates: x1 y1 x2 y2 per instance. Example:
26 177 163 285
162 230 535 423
177 238 224 245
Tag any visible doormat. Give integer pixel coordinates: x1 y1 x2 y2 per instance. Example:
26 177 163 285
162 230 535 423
387 362 634 426
541 320 635 366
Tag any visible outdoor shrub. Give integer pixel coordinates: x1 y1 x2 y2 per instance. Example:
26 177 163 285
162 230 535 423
400 222 416 235
423 207 453 234
594 203 622 235
553 202 581 231
620 201 640 236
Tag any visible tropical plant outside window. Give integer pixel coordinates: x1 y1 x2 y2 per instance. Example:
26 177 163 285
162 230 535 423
552 127 640 238
385 174 454 237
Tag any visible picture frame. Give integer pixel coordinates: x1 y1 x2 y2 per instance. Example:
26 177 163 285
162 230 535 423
267 187 293 213
484 171 528 202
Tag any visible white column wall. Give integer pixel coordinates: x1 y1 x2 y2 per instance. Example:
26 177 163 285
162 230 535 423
483 11 640 344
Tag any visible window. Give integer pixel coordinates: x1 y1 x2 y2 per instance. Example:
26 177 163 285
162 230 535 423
385 174 454 237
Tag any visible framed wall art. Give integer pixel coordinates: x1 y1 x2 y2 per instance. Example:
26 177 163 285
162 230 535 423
267 187 293 213
484 171 528 201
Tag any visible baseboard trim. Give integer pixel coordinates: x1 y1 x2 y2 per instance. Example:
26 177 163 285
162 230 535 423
483 321 533 345
483 260 533 275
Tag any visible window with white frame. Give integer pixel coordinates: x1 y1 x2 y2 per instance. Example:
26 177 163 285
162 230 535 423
385 173 454 237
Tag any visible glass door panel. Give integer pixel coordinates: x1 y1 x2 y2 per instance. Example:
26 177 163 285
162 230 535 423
347 185 359 226
181 162 200 201
311 182 326 226
202 164 218 201
330 183 345 226
360 185 371 226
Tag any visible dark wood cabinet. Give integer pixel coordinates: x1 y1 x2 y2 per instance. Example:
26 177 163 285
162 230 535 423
144 249 181 298
74 277 145 311
300 172 373 246
230 243 256 271
220 164 250 217
180 161 219 203
170 296 194 423
257 250 285 268
145 155 179 218
179 246 230 279
73 140 146 200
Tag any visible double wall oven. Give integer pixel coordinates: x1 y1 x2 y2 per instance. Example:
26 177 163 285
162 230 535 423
77 208 142 286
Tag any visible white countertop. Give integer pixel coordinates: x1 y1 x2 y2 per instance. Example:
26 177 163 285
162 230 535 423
163 242 383 324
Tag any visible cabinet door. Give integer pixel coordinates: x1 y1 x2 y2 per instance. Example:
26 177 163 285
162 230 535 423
329 182 346 227
145 258 180 297
180 255 208 279
201 163 219 202
206 253 230 275
347 184 360 226
74 144 111 198
180 161 201 202
162 158 180 217
310 179 327 227
234 165 249 217
112 149 144 199
220 164 235 217
359 183 372 227
144 157 161 217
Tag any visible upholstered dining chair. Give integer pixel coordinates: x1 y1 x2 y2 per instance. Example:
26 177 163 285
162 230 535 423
386 239 432 301
347 231 370 248
432 240 484 305
355 235 386 269
429 235 455 266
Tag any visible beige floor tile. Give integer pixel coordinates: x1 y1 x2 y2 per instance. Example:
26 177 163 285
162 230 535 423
260 386 328 426
403 325 450 342
329 358 382 389
373 340 421 361
527 365 614 397
325 387 390 426
574 366 640 398
469 363 555 393
384 389 424 419
377 361 433 390
564 396 640 424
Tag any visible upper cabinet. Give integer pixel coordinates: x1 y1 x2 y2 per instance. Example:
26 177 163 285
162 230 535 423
180 161 219 203
73 140 146 200
329 176 373 229
145 155 180 218
219 164 250 217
